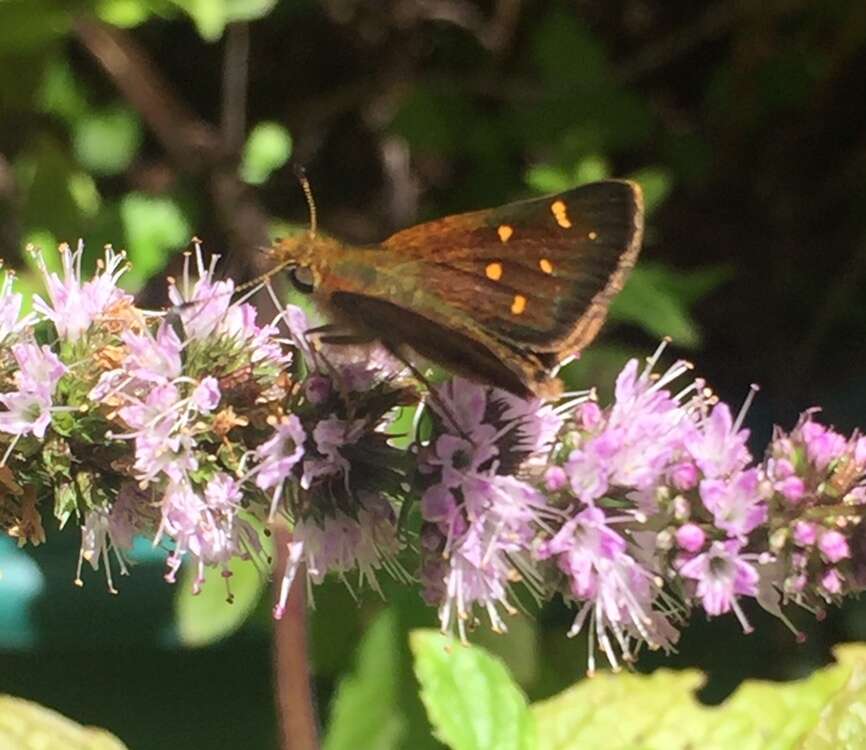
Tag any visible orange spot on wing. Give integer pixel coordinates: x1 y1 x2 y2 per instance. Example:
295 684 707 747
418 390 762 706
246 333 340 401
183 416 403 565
485 262 503 281
539 258 553 274
497 225 514 242
551 200 572 229
511 294 527 315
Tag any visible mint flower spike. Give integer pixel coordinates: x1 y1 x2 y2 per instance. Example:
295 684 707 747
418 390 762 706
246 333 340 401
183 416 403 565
7 238 866 672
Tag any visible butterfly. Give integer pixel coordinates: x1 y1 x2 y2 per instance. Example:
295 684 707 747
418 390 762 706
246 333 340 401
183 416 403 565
268 178 644 399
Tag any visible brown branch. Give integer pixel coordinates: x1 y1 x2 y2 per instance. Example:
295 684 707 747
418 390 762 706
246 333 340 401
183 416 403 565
222 22 251 154
273 525 320 750
74 18 221 172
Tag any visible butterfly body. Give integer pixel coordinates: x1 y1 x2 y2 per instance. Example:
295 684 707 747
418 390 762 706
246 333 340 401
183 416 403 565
272 180 644 398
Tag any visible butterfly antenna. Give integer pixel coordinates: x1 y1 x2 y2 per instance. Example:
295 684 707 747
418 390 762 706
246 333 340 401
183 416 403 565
295 164 318 238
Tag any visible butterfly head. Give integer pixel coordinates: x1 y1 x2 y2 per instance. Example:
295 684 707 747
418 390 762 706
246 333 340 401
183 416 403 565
270 232 342 295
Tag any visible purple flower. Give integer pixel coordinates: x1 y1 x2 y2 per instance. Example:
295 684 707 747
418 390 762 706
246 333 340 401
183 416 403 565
193 376 221 413
688 403 751 479
300 416 366 490
676 523 705 553
536 506 675 670
274 493 401 618
0 270 32 341
432 377 490 438
699 469 768 537
562 356 698 505
492 390 563 454
109 483 156 550
33 242 132 341
0 391 53 439
679 539 759 630
0 344 67 439
818 529 850 563
159 475 261 593
166 245 234 341
776 475 806 504
219 302 286 368
11 343 66 397
254 415 306 493
120 322 183 384
426 433 496 489
821 568 843 595
800 418 847 470
793 521 817 546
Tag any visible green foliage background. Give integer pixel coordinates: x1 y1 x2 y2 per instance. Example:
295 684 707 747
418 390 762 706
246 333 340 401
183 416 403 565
2 1 866 747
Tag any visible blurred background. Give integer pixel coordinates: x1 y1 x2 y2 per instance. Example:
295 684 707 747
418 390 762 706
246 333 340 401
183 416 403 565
2 1 866 747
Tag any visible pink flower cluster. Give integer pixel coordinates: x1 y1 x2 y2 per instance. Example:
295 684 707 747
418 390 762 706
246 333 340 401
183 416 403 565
2 241 866 672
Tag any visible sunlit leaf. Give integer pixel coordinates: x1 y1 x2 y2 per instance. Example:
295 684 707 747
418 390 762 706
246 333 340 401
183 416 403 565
170 0 278 41
240 121 293 185
532 644 866 750
0 695 128 749
67 172 102 217
120 192 191 285
411 630 535 750
525 165 572 195
175 556 266 647
573 154 610 185
96 0 154 27
37 55 89 123
73 108 142 175
323 610 407 750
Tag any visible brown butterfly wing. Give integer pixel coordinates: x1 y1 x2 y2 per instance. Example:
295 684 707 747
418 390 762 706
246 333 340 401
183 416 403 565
327 181 642 397
381 180 644 356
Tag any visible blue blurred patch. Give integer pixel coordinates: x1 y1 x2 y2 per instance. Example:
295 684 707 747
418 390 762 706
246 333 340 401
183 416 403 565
0 536 45 649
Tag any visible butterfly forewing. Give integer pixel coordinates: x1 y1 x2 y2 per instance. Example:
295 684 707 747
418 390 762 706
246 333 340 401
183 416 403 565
324 180 643 397
381 180 643 352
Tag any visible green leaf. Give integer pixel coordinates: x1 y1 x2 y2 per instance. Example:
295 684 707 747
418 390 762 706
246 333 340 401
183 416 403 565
573 154 610 185
532 644 866 750
73 108 142 175
525 165 572 195
410 630 536 750
390 87 474 155
240 121 293 185
0 2 70 55
175 555 266 646
801 645 866 749
120 192 191 285
0 695 128 749
37 56 89 123
323 610 407 750
609 263 730 348
170 0 278 41
96 0 154 27
630 166 673 215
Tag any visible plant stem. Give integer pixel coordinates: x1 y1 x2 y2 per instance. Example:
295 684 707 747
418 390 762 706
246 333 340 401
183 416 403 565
273 525 319 750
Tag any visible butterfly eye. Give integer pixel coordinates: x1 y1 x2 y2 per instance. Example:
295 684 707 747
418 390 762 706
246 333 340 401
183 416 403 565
289 266 315 294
